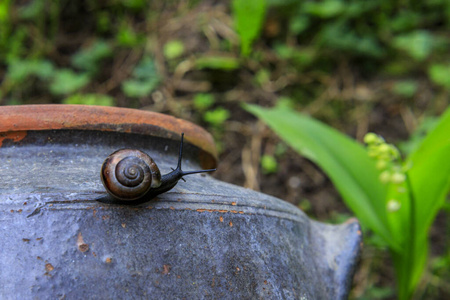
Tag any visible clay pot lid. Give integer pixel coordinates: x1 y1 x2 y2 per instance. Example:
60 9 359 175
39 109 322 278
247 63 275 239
0 105 217 168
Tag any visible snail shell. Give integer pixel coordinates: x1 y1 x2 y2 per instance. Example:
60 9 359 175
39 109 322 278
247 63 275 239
100 149 162 201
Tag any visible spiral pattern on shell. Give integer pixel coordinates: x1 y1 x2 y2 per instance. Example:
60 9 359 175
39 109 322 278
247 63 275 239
101 149 162 200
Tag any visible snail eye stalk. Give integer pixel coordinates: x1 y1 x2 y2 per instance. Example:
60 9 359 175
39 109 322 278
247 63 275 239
175 133 216 178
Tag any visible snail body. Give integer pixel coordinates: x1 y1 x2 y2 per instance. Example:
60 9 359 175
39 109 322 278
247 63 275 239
97 133 215 204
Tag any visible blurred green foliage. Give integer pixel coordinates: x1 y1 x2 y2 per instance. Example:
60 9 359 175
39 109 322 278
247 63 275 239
122 56 161 98
71 40 113 75
1 0 448 106
62 93 115 106
266 0 449 62
232 0 267 56
193 93 215 111
116 22 144 47
392 80 418 98
194 56 240 71
429 64 450 89
261 154 278 174
163 40 185 60
7 59 54 83
203 107 230 127
50 69 90 95
0 0 448 298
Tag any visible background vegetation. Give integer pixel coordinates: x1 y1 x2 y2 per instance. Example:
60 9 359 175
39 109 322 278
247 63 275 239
0 0 448 299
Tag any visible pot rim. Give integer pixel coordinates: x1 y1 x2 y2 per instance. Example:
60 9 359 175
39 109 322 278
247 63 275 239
0 105 217 168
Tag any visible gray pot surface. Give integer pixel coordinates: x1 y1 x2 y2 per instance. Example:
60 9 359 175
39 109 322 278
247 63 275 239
0 105 362 299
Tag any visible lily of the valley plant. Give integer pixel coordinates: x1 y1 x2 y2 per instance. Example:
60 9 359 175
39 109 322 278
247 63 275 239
245 103 450 300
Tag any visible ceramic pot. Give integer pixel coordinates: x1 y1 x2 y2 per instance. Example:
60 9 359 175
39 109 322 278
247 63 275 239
0 105 361 299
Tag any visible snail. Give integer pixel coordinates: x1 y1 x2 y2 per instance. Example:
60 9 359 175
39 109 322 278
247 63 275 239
96 133 215 204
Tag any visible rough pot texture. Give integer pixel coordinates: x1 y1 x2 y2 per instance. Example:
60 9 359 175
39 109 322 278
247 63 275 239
0 105 362 299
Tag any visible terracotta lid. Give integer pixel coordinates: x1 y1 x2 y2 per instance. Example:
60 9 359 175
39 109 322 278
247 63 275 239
0 105 217 168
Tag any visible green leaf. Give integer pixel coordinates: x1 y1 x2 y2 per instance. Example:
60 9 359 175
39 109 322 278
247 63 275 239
193 93 215 110
62 93 115 106
266 0 298 5
96 11 111 33
19 0 44 20
116 23 143 47
392 80 418 98
195 56 240 71
203 107 230 127
392 31 436 61
289 15 309 35
7 59 55 83
121 56 160 98
274 45 315 68
389 11 421 32
0 0 11 22
392 239 428 300
394 107 450 298
49 69 90 95
244 104 399 249
121 79 158 98
407 107 450 238
232 0 267 56
4 26 27 62
7 60 34 82
131 56 159 80
71 40 113 73
261 154 278 174
428 64 450 89
318 22 385 57
121 0 146 10
163 40 185 60
303 0 344 18
255 69 270 86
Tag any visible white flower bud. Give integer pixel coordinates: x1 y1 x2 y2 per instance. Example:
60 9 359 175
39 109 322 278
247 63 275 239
379 170 391 184
391 172 406 184
379 144 391 155
387 199 401 212
376 160 388 170
364 133 378 145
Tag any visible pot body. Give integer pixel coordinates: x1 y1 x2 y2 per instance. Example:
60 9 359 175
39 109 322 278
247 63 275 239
0 106 361 299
